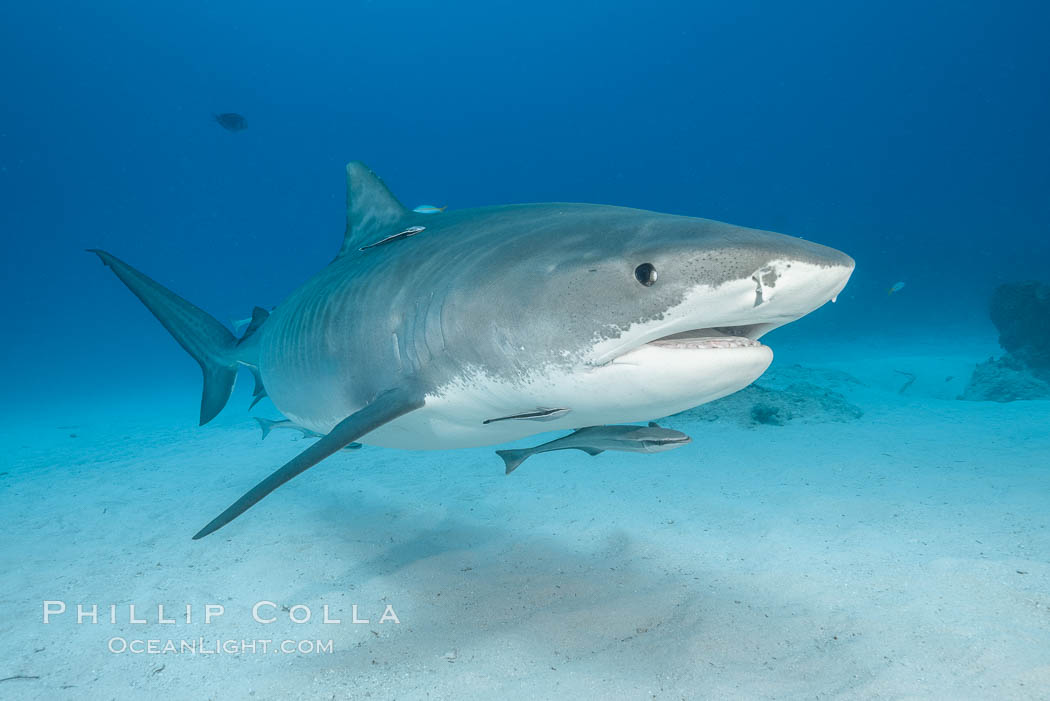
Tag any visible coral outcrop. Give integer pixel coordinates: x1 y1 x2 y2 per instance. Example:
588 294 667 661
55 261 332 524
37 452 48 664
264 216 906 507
962 281 1050 401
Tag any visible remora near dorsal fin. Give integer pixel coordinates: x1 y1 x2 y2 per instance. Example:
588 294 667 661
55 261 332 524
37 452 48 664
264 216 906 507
335 162 411 258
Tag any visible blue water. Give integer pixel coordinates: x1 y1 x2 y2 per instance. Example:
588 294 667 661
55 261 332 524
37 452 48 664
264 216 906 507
3 0 1048 403
2 2 1049 698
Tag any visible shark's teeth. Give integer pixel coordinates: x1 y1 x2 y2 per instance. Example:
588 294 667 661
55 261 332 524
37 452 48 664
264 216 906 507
647 336 760 350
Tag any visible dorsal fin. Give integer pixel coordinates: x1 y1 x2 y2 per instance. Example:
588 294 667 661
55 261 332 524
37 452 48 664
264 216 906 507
238 306 269 344
336 161 410 258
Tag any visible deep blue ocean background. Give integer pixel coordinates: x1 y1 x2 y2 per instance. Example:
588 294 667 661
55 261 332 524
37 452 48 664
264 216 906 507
4 5 1050 697
2 0 1048 411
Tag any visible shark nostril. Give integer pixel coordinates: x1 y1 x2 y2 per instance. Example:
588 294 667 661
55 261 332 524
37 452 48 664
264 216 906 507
752 280 764 307
751 265 778 307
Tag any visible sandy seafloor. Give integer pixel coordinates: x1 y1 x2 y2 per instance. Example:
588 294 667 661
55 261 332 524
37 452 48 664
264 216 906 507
1 336 1048 700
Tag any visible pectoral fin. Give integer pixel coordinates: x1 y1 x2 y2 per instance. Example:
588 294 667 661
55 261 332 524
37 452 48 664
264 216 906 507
193 387 424 539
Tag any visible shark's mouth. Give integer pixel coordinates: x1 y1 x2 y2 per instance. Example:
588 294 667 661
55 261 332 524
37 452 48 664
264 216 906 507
641 325 772 351
597 322 782 366
596 325 776 367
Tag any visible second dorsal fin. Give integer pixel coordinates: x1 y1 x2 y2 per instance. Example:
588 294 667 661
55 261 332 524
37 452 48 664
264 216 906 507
238 306 269 344
336 161 410 258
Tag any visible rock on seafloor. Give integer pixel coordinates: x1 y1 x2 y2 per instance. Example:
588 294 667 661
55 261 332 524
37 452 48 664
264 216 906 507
667 366 865 427
962 281 1050 401
961 355 1050 402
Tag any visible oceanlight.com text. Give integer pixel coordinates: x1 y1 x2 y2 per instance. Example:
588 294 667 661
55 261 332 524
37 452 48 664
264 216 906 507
107 637 335 655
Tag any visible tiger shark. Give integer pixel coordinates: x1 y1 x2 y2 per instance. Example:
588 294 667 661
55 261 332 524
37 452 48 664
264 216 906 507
90 161 854 539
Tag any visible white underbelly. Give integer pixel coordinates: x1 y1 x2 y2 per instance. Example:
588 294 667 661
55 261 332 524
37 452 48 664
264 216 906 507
359 343 773 450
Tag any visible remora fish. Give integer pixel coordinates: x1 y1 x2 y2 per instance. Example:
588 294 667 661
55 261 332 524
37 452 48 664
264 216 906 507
254 417 362 450
496 422 691 474
90 161 854 538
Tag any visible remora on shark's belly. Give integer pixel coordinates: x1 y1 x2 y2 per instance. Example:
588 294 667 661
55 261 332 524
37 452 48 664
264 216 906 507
91 161 854 538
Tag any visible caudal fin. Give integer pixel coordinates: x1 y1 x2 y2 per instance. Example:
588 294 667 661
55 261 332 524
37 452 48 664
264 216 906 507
89 250 239 425
254 417 279 440
496 448 531 475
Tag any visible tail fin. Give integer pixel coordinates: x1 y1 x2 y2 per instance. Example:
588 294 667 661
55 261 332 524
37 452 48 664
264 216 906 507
89 250 239 425
255 417 279 440
496 448 531 475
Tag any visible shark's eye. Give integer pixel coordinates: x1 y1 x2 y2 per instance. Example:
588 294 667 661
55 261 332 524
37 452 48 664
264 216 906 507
634 263 657 286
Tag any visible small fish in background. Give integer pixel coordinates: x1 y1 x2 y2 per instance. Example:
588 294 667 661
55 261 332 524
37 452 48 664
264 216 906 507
412 205 447 214
214 112 247 132
496 422 691 474
888 281 906 295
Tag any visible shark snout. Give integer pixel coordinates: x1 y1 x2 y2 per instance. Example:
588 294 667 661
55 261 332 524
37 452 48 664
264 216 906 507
747 241 854 323
791 237 855 271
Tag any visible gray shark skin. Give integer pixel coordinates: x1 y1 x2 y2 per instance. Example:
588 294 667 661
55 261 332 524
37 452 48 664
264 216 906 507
90 161 854 538
496 422 692 474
